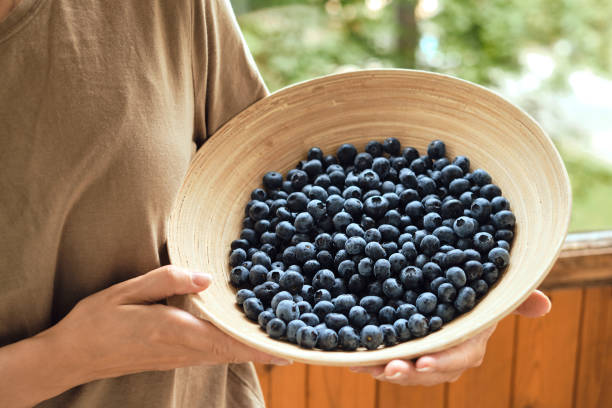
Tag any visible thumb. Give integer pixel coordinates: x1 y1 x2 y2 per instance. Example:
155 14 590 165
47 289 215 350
112 266 212 304
513 290 551 318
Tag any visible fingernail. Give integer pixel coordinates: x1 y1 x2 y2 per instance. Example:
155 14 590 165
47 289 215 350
386 372 403 380
416 366 433 373
191 273 212 286
272 359 292 366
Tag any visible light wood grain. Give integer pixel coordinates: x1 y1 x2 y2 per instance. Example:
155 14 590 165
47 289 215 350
307 367 376 408
574 286 612 408
512 289 583 408
167 69 572 366
448 315 517 408
267 364 308 408
378 382 445 408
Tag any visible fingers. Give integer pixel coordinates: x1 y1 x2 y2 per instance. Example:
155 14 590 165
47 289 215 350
155 306 291 366
112 266 212 304
352 360 464 386
513 290 551 318
414 324 496 373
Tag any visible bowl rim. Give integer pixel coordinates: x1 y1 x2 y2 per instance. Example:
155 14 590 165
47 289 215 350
167 68 572 366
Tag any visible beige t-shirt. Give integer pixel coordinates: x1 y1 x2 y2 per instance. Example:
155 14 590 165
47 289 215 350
0 0 268 406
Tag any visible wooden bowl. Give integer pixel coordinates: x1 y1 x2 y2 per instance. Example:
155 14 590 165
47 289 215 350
167 70 571 366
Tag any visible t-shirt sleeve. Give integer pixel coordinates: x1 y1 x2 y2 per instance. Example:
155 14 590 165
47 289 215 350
192 0 268 145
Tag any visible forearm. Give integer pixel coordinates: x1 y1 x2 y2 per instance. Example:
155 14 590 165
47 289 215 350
0 329 86 407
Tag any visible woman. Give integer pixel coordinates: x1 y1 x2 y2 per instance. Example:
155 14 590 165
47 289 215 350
0 0 550 406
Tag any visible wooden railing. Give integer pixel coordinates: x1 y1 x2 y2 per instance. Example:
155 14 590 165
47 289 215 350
255 231 612 408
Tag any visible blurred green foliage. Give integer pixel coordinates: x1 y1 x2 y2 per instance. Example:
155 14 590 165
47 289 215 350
234 0 612 231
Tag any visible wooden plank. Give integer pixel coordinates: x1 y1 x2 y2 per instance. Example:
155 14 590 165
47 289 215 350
267 363 308 408
511 288 584 408
254 363 271 405
307 366 376 408
378 381 445 408
542 231 612 290
574 286 612 408
447 315 517 408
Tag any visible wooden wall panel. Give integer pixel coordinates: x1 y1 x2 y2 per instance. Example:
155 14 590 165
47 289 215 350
307 366 376 408
377 382 445 408
574 286 612 408
254 364 271 405
447 315 517 408
511 289 584 408
264 363 308 408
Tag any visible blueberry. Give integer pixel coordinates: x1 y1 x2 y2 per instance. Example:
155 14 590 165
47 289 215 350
449 178 471 196
296 301 312 315
410 157 426 174
338 326 360 350
470 279 489 297
313 233 332 251
326 194 345 216
488 247 510 268
373 259 391 281
490 196 510 213
266 318 287 339
453 156 470 173
433 226 456 245
405 200 424 220
325 313 349 332
314 173 332 189
436 303 456 322
383 209 402 227
372 156 391 178
353 152 373 171
317 250 334 268
258 310 276 329
483 262 499 285
441 199 464 219
290 170 309 190
296 326 319 348
344 198 363 219
360 296 384 314
445 266 466 288
389 253 407 273
347 273 367 293
365 242 386 260
400 266 423 289
367 281 383 297
459 191 475 207
333 294 357 314
455 286 476 313
317 328 339 350
423 212 443 231
498 240 510 251
276 299 300 323
480 184 502 200
383 137 401 155
400 241 418 261
313 300 334 320
361 215 376 230
294 211 315 235
473 232 496 254
337 259 356 278
437 282 457 303
361 325 384 350
345 236 367 255
441 164 463 186
334 249 349 266
349 306 369 329
356 257 373 278
427 139 446 159
495 229 514 242
472 169 492 186
307 147 324 161
253 282 280 306
249 264 268 286
230 266 249 287
364 195 390 219
236 289 256 305
263 171 283 190
422 262 442 281
420 234 440 256
398 233 413 247
314 288 332 303
337 143 358 166
243 297 264 320
464 260 484 280
393 318 411 341
303 160 323 179
381 181 396 193
380 324 399 346
271 291 294 310
229 248 247 267
416 292 437 314
252 251 272 269
463 248 482 262
377 305 396 324
230 239 250 251
295 242 316 263
279 271 304 294
260 232 278 247
492 210 516 230
282 246 298 266
333 211 353 231
429 316 443 332
408 313 429 337
276 221 296 241
470 198 491 222
300 312 320 326
453 216 477 238
379 224 400 242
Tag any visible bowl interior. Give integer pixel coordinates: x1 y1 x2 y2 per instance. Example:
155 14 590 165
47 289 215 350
167 70 571 366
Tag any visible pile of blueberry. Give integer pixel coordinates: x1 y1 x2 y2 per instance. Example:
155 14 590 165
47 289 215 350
229 139 515 351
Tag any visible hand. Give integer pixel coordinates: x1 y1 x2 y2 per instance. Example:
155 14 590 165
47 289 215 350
42 265 290 382
350 290 551 386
